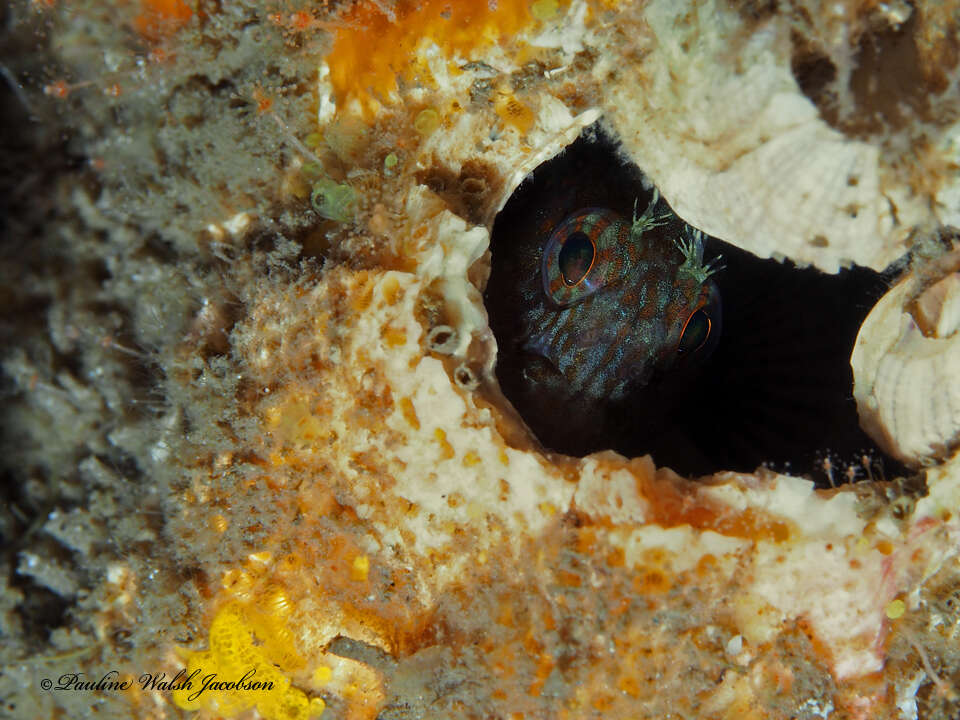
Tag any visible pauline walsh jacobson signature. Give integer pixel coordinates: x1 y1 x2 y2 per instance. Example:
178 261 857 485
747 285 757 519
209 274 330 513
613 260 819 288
41 668 274 702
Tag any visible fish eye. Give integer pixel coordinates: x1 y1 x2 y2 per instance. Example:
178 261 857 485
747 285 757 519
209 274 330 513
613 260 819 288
540 208 621 307
558 231 595 286
677 309 711 355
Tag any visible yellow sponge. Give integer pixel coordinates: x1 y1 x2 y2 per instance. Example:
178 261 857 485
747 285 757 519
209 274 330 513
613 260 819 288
173 587 321 720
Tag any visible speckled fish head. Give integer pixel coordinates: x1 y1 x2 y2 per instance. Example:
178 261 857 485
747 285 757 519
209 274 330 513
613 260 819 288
520 206 722 401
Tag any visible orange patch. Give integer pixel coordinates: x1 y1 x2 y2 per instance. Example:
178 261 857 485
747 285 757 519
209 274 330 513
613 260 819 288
434 428 455 459
381 275 402 305
617 675 640 698
327 0 533 114
252 87 273 114
399 396 420 429
497 601 515 628
575 527 597 555
633 568 671 594
494 89 535 134
605 547 625 568
528 653 554 697
462 451 482 467
629 461 796 543
134 0 192 39
382 326 407 347
351 276 375 311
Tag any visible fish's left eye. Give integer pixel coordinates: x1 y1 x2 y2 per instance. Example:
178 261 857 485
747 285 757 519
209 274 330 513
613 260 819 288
677 309 711 355
558 231 595 286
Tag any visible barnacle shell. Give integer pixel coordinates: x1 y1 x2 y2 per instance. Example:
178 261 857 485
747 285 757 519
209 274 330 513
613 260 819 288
603 3 960 274
852 243 960 465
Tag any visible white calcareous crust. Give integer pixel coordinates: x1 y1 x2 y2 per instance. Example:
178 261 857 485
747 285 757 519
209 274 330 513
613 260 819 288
602 1 950 274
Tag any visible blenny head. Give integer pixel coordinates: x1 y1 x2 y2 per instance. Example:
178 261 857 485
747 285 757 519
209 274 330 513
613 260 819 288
523 192 723 402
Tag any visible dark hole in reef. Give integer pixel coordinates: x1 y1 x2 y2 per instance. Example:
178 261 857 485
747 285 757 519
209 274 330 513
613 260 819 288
484 123 907 486
6 561 72 645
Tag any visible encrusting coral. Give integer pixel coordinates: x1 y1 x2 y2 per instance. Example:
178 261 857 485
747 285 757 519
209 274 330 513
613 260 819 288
1 1 959 719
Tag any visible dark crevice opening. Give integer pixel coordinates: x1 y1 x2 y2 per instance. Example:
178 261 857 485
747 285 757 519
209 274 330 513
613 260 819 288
11 578 72 645
484 123 908 486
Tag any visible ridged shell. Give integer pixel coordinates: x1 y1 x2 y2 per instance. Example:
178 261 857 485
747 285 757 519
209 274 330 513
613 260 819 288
602 3 956 274
852 247 960 465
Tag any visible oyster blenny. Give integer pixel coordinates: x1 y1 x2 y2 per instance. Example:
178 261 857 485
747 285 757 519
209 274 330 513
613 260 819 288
522 196 722 402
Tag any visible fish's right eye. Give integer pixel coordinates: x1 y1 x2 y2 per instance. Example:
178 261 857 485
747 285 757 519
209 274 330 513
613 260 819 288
677 309 712 356
558 230 596 286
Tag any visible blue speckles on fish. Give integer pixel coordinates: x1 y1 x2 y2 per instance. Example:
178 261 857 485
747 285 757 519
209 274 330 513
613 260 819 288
518 191 723 401
485 125 728 458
